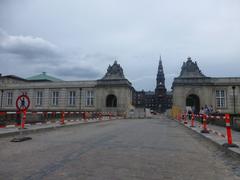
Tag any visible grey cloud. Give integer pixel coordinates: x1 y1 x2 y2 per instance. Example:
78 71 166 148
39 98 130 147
81 53 114 62
1 0 240 91
53 66 101 79
0 29 60 59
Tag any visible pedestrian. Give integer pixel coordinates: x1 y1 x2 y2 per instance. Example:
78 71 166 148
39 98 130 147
209 105 214 114
186 106 192 120
204 105 209 115
200 107 204 115
199 107 205 124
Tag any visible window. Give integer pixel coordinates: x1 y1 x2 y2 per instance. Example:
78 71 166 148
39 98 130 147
7 91 13 106
86 90 94 106
36 91 43 106
216 90 226 108
69 91 76 106
52 91 59 106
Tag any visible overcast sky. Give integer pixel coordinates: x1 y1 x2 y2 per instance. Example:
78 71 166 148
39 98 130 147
0 0 240 91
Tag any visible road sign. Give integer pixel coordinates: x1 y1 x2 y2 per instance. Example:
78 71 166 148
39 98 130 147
16 95 30 111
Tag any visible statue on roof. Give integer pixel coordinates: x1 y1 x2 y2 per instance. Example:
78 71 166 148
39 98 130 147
179 57 206 78
102 60 125 80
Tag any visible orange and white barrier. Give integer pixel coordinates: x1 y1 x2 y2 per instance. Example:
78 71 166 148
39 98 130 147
190 112 195 127
222 114 239 148
0 111 119 129
201 114 209 133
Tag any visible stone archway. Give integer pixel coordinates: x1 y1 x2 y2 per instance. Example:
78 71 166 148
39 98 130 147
106 94 117 107
186 94 200 113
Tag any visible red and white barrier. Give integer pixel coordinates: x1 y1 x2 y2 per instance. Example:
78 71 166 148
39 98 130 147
222 114 239 148
178 112 239 148
0 111 119 129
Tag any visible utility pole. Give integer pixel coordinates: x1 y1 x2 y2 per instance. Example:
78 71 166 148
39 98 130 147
232 86 236 114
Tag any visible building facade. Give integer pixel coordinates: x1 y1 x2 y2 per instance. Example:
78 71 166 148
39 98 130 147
172 57 240 114
0 61 133 115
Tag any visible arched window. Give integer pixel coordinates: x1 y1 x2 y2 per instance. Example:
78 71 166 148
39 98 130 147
106 94 117 107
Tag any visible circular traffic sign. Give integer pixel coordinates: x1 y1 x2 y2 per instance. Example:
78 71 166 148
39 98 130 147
16 95 30 111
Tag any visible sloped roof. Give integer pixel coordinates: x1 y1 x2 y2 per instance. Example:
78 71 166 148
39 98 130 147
1 75 28 81
27 72 63 82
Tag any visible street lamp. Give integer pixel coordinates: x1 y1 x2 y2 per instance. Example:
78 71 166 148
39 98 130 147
0 89 3 109
232 86 236 114
79 88 82 111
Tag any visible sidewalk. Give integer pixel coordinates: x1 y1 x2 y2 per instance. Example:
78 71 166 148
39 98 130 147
0 117 120 138
176 118 240 158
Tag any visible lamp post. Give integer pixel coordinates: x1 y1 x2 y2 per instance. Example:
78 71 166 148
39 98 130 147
0 89 3 110
232 86 236 114
79 88 82 111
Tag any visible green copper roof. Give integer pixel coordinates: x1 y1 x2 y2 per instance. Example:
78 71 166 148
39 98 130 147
27 72 63 82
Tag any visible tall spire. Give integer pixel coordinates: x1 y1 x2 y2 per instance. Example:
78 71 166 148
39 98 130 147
156 56 165 87
155 56 167 113
158 55 163 70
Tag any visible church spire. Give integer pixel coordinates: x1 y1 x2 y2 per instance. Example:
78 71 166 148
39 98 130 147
156 56 165 87
158 56 163 71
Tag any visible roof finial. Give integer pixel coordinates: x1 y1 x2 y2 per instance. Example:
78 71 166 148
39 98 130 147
114 56 117 64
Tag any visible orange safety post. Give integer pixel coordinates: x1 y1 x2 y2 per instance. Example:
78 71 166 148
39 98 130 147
84 112 87 122
109 112 112 120
15 111 21 127
190 113 195 127
178 113 182 122
98 112 102 121
223 114 239 148
51 112 56 123
184 112 188 124
43 111 48 122
60 111 65 125
201 114 209 133
21 110 27 129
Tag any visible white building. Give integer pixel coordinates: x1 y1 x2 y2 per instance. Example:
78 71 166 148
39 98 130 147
0 61 133 115
172 57 240 114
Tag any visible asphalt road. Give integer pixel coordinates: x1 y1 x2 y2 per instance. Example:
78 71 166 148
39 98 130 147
0 116 240 180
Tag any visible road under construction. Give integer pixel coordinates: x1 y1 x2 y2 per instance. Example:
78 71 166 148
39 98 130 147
0 115 240 180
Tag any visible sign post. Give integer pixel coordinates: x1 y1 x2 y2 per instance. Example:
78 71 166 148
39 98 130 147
11 94 32 142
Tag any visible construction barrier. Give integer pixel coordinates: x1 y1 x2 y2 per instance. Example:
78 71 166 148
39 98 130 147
178 112 239 148
21 110 27 129
222 114 239 148
201 114 209 133
190 112 195 127
61 111 65 125
184 113 188 124
0 111 121 128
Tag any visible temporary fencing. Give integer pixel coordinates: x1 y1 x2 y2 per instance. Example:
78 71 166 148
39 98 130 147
177 112 239 148
0 111 120 129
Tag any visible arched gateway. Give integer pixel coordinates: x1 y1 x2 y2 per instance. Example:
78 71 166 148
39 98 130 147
186 94 200 113
106 94 117 107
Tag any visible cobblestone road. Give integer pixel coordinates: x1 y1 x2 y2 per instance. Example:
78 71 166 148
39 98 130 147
0 116 239 180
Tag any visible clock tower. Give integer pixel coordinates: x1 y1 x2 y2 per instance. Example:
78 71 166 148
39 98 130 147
155 56 167 112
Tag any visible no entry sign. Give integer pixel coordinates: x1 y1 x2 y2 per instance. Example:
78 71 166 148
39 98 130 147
16 95 30 111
